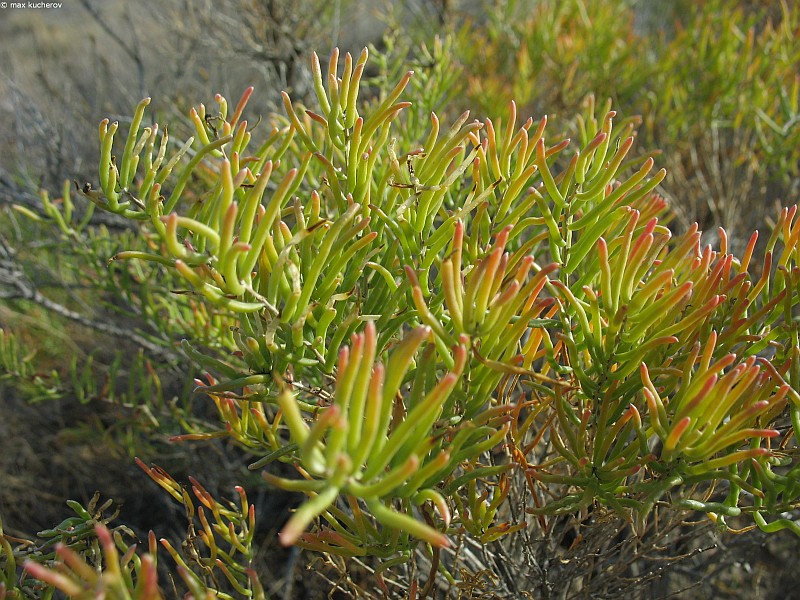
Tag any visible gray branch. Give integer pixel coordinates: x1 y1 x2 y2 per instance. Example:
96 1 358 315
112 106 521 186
0 234 183 367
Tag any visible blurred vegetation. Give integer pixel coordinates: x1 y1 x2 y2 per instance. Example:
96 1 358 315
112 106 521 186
451 0 800 246
1 1 799 599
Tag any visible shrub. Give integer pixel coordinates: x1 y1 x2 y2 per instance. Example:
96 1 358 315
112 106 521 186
453 0 800 242
3 34 800 600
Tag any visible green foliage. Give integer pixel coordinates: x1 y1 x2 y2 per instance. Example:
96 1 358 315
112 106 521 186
454 0 800 234
1 494 135 599
0 488 264 600
457 0 646 116
132 462 262 599
0 328 61 403
0 326 168 410
1 484 261 600
5 2 800 596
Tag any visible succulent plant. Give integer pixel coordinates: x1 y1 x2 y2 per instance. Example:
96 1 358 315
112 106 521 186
5 9 800 596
